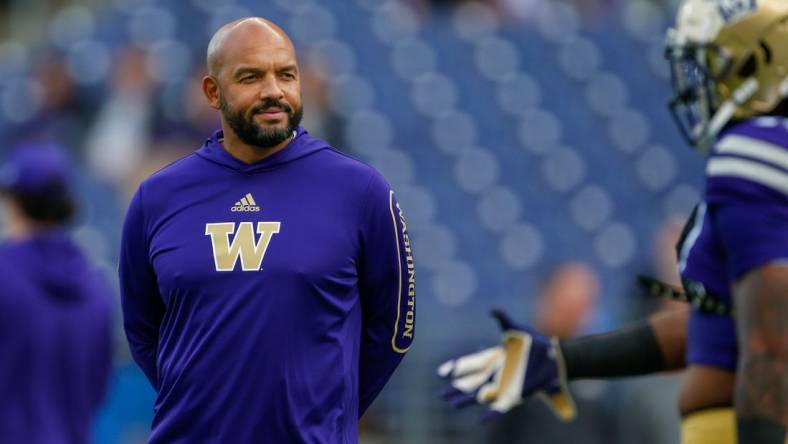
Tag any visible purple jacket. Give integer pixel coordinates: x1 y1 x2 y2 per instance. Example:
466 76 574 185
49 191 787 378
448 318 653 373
0 230 113 444
119 128 415 443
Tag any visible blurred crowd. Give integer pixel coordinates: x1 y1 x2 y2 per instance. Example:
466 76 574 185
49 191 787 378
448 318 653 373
2 38 347 201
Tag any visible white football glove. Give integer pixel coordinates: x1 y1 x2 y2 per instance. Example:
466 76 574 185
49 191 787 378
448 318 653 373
437 309 576 422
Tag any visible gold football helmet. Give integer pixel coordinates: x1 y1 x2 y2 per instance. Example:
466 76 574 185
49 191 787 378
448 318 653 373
666 0 788 151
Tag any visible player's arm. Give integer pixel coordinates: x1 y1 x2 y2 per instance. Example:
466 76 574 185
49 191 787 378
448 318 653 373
562 305 688 378
357 172 415 417
119 185 165 389
733 264 788 442
438 306 688 419
704 142 788 443
710 199 788 443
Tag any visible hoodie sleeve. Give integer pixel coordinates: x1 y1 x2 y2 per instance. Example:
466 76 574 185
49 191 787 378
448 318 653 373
357 172 415 416
119 185 165 389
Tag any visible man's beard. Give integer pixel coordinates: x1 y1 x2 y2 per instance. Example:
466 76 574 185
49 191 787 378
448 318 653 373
220 95 303 149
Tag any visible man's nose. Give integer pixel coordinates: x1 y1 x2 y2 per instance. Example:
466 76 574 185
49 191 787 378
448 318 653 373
258 75 284 101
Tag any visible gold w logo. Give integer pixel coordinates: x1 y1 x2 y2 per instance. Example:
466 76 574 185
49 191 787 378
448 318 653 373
205 222 281 271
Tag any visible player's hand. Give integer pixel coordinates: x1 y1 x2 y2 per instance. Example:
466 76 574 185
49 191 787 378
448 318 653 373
436 309 576 422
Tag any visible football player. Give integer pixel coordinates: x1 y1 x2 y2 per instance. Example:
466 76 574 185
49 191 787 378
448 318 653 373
438 1 787 443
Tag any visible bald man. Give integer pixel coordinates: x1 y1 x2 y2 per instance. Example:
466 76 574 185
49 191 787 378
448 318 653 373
119 18 415 443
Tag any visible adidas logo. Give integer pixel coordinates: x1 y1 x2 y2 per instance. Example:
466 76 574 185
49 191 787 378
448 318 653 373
231 193 261 212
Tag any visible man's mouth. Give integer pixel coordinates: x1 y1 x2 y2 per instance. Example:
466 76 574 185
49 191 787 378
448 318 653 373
255 107 288 120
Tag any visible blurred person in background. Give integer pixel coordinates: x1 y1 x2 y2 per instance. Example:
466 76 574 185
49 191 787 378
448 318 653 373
119 17 414 443
175 65 224 140
298 52 348 151
439 1 788 443
85 47 155 186
117 63 219 200
533 262 600 339
487 262 616 444
0 143 113 444
12 52 94 152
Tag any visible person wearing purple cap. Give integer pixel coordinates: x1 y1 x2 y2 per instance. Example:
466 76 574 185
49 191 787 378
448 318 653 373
0 143 113 444
119 17 414 443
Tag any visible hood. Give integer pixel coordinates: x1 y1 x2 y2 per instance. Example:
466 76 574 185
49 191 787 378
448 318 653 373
195 126 330 173
4 230 91 302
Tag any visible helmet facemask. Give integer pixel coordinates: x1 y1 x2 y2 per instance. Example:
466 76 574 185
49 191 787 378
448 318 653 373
666 38 736 152
665 0 788 153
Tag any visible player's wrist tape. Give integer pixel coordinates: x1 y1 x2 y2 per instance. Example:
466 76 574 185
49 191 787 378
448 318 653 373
560 320 666 379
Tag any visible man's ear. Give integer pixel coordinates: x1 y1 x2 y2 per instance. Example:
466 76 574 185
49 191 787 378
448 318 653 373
202 76 221 110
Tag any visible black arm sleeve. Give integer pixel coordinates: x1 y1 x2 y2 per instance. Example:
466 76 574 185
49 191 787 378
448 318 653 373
560 320 667 379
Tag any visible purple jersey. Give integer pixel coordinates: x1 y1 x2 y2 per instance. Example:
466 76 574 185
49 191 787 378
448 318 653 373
0 230 113 444
119 128 415 444
678 203 739 369
679 117 788 370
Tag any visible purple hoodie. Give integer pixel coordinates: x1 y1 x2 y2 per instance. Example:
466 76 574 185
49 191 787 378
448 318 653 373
0 230 113 444
119 128 415 443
